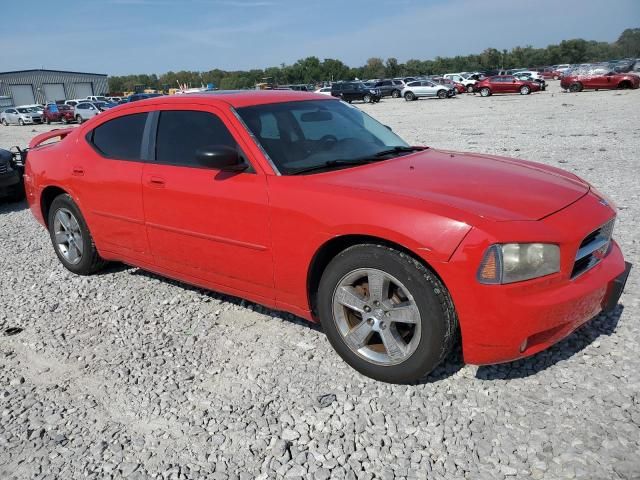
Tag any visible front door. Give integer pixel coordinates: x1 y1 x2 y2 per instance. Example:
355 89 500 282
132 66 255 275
141 106 274 300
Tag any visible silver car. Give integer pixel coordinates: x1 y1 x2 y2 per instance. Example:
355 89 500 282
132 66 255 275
401 81 452 101
73 102 101 123
1 106 43 126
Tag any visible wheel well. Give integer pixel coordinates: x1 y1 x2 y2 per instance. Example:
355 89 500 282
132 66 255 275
618 80 632 89
306 234 445 316
40 186 68 227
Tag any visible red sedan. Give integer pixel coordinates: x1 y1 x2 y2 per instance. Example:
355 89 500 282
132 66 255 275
23 91 630 383
475 75 541 97
560 71 639 92
42 104 75 124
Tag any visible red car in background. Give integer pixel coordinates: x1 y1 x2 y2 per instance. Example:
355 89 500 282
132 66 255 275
42 104 75 124
561 71 640 92
22 91 630 383
475 75 541 96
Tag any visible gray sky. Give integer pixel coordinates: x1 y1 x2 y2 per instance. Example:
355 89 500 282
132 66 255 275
4 0 639 75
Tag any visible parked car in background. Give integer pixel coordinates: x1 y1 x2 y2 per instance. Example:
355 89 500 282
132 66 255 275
371 79 404 98
513 72 546 91
87 96 109 103
23 90 630 383
434 77 465 94
561 70 640 92
553 64 572 79
65 99 87 107
402 80 453 101
21 104 44 115
314 87 332 95
443 73 477 92
331 82 381 103
43 104 75 124
107 96 122 103
0 147 25 202
74 102 101 123
93 101 118 111
475 76 541 96
128 93 164 102
1 107 43 125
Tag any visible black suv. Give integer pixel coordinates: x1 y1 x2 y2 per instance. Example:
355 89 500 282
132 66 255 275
0 147 25 202
371 79 405 98
330 82 381 103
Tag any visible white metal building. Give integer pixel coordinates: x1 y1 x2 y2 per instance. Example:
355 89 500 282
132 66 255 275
0 69 109 107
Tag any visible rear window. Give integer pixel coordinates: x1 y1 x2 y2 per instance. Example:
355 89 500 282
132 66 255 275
88 113 148 160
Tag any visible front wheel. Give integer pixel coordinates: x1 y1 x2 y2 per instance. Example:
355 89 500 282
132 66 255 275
363 94 372 103
391 90 401 98
318 244 458 383
519 85 531 95
569 82 583 92
18 119 24 126
466 84 475 93
76 115 83 124
404 92 416 101
480 87 491 97
437 89 447 99
1 119 7 126
47 194 106 275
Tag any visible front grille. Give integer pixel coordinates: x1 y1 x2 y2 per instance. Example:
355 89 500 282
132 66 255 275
571 218 615 278
0 163 8 174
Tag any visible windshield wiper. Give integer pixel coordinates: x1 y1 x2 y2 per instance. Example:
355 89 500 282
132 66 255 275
373 145 428 157
288 158 384 175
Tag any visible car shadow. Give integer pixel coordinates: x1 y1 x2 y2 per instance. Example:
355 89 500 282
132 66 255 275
128 267 323 332
474 305 624 380
0 199 27 213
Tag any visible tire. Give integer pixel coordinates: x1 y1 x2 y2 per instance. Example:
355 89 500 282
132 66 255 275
404 92 416 101
317 244 458 383
480 87 491 97
391 90 401 98
18 118 24 126
437 89 447 99
618 81 632 89
466 85 475 93
1 118 7 126
76 115 83 124
46 117 51 125
363 94 371 103
553 75 559 80
47 194 106 275
62 117 68 125
569 82 583 92
519 85 531 95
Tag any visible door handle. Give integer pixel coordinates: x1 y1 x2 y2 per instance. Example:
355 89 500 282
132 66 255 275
148 176 166 188
72 166 84 176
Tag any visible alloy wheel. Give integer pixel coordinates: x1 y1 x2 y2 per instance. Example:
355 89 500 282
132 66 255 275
53 208 84 265
332 268 422 366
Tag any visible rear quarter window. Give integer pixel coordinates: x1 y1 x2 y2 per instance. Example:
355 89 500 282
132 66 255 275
88 113 148 160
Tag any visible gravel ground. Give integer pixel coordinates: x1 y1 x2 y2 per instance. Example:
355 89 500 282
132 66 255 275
1 82 639 480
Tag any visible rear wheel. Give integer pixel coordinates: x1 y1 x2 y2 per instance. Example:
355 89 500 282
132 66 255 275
318 244 458 383
618 81 632 89
519 85 531 95
404 92 416 101
363 94 372 103
569 82 583 92
437 89 447 99
466 84 475 93
46 117 51 125
62 117 68 125
1 118 7 126
480 87 491 97
47 194 106 275
76 115 83 124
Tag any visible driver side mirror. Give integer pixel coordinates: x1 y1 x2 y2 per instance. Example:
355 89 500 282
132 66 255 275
196 145 248 172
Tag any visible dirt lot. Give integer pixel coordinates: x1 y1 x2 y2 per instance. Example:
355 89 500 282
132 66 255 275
1 82 639 480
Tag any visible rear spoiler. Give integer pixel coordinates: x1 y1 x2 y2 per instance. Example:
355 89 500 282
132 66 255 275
29 127 75 149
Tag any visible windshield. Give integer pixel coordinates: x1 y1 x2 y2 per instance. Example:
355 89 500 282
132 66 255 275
237 99 410 175
17 108 34 113
94 96 107 101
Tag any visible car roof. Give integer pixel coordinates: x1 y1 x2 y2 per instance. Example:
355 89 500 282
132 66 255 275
119 90 334 110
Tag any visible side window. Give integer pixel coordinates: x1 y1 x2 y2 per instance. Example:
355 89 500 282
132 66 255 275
155 110 237 168
89 113 148 160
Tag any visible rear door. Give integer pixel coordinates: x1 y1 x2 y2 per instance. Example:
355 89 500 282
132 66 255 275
503 76 519 93
71 109 151 262
141 105 274 299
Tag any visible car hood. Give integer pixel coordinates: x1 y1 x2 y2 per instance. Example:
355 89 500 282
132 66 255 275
317 149 589 222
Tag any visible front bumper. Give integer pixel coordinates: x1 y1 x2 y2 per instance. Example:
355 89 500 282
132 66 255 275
438 192 629 365
0 170 22 194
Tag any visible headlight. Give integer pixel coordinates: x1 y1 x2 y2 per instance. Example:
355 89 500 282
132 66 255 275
478 243 560 284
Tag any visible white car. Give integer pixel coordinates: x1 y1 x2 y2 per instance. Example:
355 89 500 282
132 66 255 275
86 95 109 102
1 106 43 126
401 81 452 101
73 102 101 123
314 87 332 95
443 73 477 92
65 99 87 107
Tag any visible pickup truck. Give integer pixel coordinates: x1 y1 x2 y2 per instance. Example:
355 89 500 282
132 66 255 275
442 74 477 92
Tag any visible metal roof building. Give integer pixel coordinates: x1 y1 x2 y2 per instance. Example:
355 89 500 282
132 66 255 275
0 69 108 107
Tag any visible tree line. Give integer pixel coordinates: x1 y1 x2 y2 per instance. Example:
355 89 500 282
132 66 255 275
108 28 640 92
